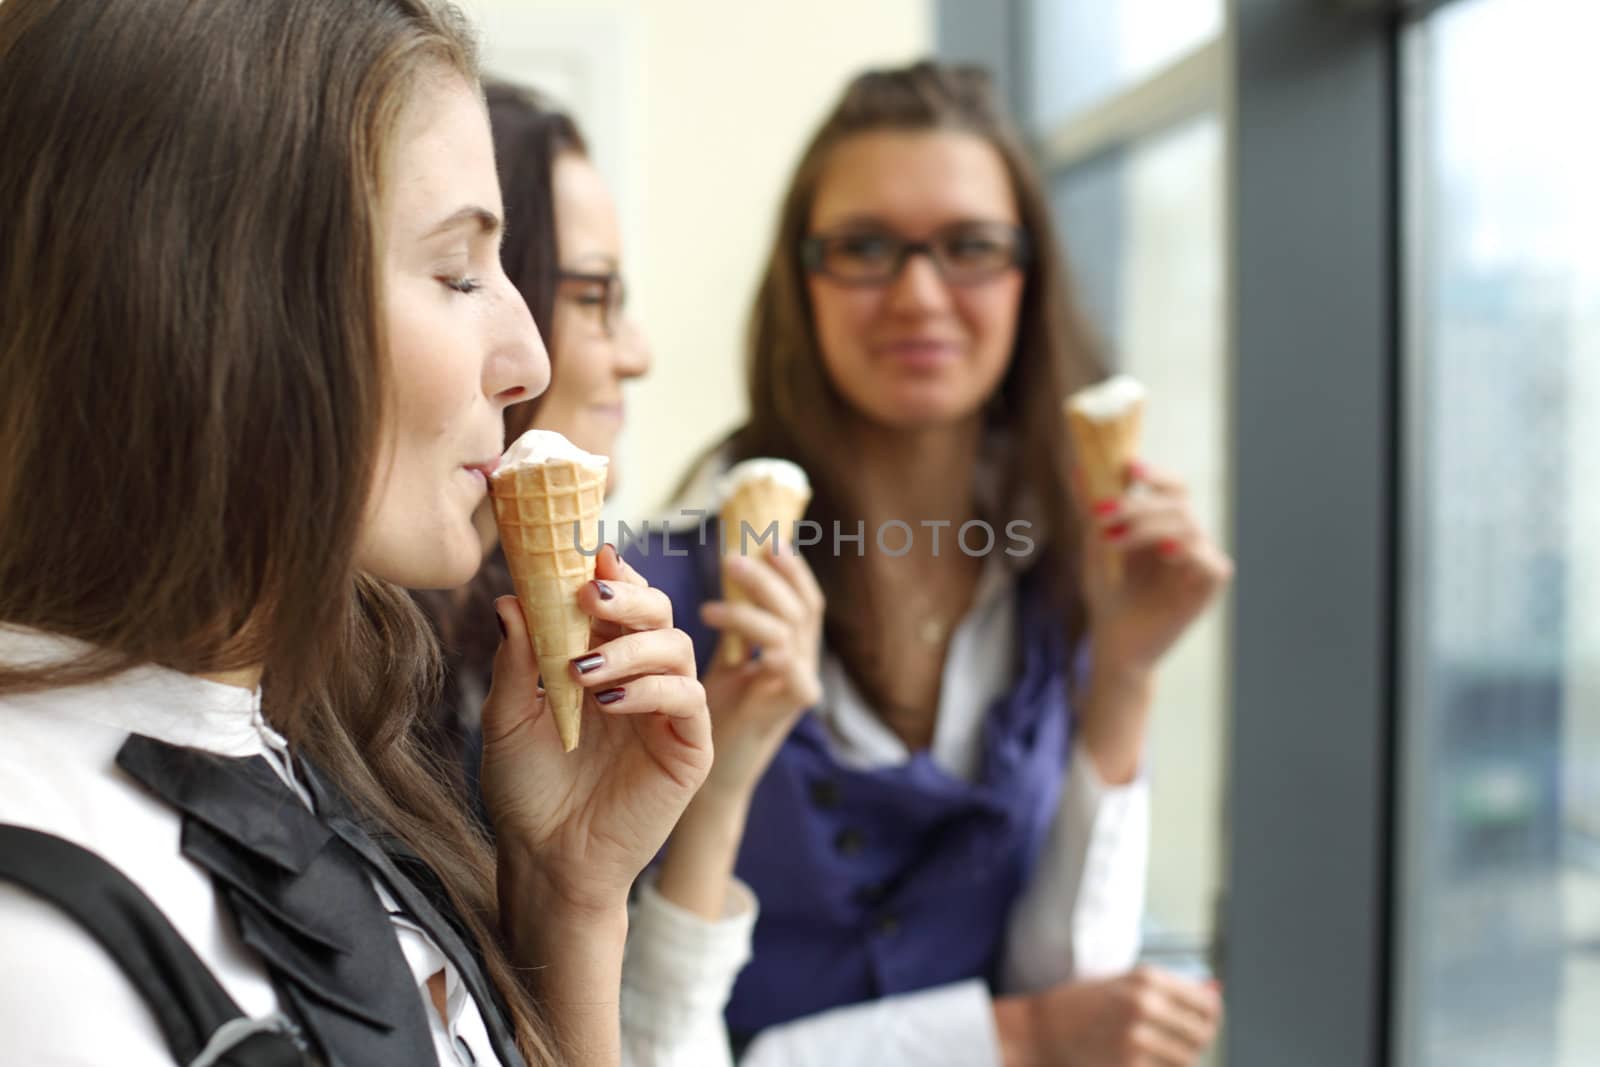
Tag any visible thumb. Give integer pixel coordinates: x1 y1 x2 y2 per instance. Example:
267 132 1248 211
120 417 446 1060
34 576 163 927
481 595 547 745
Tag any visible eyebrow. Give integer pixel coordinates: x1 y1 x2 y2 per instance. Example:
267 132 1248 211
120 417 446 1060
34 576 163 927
423 205 502 240
564 252 619 272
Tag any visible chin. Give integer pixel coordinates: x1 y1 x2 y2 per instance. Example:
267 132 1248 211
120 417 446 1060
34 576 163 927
861 392 987 430
384 543 484 591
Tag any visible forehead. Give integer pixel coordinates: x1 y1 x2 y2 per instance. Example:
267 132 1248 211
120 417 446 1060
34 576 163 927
386 74 500 237
810 129 1019 230
552 152 620 262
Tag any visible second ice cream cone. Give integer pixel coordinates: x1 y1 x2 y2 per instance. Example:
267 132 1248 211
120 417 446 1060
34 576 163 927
716 460 812 666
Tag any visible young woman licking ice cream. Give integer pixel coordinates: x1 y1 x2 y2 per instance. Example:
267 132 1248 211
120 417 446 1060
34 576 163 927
0 3 708 1065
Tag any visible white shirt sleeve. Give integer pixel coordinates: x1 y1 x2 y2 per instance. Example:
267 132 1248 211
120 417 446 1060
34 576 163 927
0 884 175 1066
739 979 1003 1067
620 872 758 1067
1000 745 1150 993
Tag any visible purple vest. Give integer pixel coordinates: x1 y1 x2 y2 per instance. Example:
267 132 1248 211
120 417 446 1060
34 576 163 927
626 526 1075 1039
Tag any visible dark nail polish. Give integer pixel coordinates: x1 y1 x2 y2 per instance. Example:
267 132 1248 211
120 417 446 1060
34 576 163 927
596 686 625 705
593 580 615 600
1105 522 1129 540
572 653 605 675
496 613 508 640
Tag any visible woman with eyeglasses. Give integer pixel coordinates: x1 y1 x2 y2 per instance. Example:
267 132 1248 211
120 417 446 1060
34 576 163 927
413 84 756 1065
625 62 1232 1067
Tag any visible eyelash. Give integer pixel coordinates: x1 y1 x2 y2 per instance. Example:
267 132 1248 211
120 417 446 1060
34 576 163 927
440 274 483 295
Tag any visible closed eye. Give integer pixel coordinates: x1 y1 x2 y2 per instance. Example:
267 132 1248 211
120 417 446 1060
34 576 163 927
439 275 483 295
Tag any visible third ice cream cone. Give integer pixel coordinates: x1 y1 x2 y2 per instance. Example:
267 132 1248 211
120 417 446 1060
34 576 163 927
1066 375 1147 582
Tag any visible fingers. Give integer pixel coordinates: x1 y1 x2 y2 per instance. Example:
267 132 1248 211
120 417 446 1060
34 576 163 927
581 672 707 721
595 541 649 588
722 552 808 625
701 600 792 656
1130 969 1223 1065
567 627 696 687
480 596 549 746
577 568 674 633
1127 459 1186 496
1092 484 1207 561
1129 1021 1202 1067
585 672 714 756
765 542 826 616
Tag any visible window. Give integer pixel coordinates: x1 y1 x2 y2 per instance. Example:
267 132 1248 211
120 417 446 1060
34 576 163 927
1397 1 1600 1063
1054 113 1228 947
1026 0 1222 127
1019 0 1232 995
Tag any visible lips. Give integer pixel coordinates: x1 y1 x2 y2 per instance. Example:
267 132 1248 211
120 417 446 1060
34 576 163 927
463 457 500 480
875 338 961 366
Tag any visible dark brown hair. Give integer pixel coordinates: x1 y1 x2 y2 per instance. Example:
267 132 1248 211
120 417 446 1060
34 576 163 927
729 60 1106 703
0 1 556 1060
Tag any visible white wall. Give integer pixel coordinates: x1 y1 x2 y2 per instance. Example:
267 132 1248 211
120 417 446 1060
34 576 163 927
462 0 933 517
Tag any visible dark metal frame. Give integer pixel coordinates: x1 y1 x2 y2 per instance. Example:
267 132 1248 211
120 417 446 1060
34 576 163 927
1223 0 1401 1063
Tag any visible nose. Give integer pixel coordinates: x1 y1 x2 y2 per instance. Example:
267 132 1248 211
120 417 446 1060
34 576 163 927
883 250 952 315
614 314 653 380
487 282 551 407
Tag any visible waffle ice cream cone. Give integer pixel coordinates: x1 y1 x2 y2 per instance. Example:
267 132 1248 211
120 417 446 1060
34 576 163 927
491 430 609 752
1066 375 1147 581
715 459 812 666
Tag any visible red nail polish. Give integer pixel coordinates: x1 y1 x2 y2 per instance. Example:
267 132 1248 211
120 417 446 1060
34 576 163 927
1093 499 1120 517
1160 537 1180 556
1105 522 1129 540
596 687 625 705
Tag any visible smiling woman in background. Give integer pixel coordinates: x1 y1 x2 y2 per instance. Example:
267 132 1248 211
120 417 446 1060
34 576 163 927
629 61 1232 1067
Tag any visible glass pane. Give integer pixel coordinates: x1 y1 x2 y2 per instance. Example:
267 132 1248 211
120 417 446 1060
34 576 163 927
1053 114 1229 968
1027 0 1222 128
1399 1 1600 1065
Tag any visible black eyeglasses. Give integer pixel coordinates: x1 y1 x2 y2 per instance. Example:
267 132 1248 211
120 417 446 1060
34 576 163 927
799 221 1029 287
557 269 627 336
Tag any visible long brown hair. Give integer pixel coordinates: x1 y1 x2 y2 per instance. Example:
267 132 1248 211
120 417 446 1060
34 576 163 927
730 60 1105 702
0 1 556 1060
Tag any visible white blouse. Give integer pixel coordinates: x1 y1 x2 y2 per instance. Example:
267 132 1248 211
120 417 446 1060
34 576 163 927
0 627 754 1067
734 554 1150 1067
637 451 1152 1067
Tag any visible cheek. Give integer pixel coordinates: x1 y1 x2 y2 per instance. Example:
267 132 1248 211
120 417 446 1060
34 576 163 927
385 295 481 443
808 283 878 378
962 281 1025 366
